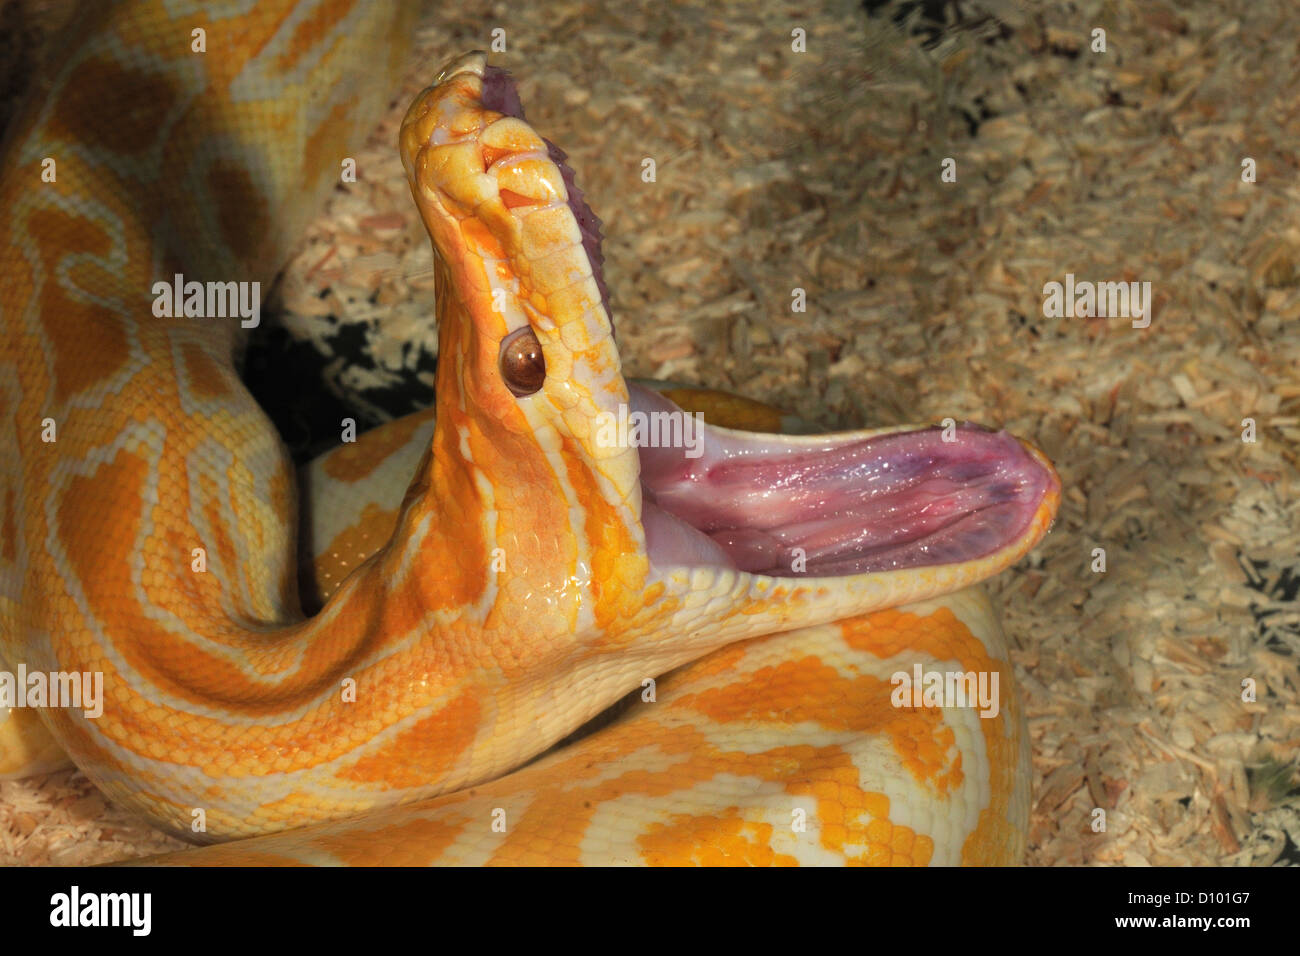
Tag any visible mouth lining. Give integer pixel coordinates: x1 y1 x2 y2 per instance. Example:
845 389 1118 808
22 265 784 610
632 385 1056 578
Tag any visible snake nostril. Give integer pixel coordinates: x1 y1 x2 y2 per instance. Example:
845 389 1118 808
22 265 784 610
499 326 546 397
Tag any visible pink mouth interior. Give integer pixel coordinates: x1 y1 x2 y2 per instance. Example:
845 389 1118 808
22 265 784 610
633 386 1054 577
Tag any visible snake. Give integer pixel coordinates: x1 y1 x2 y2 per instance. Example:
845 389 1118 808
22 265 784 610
0 1 1060 865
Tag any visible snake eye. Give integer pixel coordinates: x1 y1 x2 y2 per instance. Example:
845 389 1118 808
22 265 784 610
499 326 546 397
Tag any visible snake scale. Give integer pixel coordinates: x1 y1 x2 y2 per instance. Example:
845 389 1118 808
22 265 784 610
0 1 1059 865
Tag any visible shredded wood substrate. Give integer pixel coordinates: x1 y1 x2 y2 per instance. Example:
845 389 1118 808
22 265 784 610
1 0 1297 866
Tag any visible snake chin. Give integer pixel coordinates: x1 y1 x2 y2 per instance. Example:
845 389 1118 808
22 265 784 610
632 385 1058 578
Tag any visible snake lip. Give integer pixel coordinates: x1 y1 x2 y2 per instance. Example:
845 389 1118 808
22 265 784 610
633 384 1060 578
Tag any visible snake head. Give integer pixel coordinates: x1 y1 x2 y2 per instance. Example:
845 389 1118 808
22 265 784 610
398 52 650 638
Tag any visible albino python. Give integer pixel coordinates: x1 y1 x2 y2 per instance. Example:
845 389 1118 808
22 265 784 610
0 1 1059 865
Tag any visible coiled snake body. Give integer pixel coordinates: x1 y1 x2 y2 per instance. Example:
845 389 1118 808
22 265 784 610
0 2 1058 865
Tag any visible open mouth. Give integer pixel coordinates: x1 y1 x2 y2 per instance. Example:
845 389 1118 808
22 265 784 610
475 63 1058 579
633 384 1057 577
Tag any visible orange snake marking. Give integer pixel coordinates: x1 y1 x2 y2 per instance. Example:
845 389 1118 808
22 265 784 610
153 592 1019 865
1 3 1060 864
